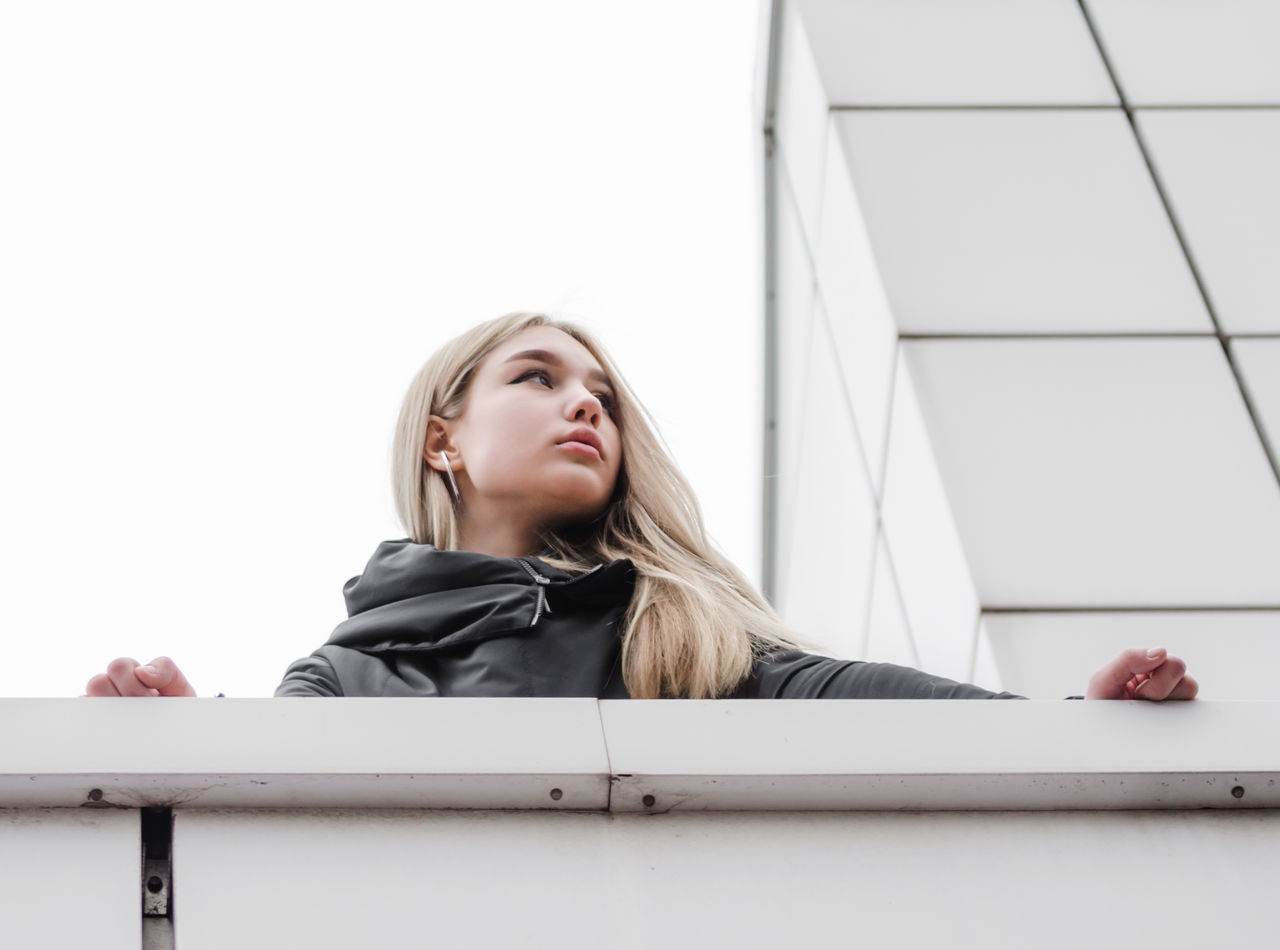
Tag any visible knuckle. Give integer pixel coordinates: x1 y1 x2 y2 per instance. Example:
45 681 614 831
85 674 111 695
106 657 136 677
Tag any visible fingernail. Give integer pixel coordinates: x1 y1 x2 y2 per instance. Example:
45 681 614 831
137 665 159 676
1145 648 1165 659
147 689 160 697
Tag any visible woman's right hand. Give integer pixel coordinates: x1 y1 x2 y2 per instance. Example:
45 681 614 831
83 656 197 697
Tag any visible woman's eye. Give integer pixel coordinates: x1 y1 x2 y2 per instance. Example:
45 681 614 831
514 370 552 386
513 371 613 412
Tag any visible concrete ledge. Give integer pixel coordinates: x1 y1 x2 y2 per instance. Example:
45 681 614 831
0 698 609 809
600 699 1280 810
2 698 1276 810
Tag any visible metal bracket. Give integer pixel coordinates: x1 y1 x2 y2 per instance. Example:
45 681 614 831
141 807 174 949
141 807 172 916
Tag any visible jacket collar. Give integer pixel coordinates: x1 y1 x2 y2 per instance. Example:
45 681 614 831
326 540 635 653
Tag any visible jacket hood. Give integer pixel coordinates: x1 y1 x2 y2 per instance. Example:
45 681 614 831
324 540 636 655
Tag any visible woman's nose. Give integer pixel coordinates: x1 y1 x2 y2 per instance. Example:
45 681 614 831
567 388 603 427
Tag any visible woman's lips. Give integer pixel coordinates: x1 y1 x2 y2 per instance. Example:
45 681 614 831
557 441 602 459
557 427 604 458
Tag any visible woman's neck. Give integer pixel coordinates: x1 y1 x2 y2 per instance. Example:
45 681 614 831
456 514 539 559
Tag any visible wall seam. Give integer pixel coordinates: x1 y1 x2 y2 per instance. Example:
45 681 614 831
760 0 785 603
1076 0 1280 491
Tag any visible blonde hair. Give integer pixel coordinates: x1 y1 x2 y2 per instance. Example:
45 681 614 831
392 312 805 698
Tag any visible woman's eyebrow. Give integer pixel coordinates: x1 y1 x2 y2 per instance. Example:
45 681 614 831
502 349 614 388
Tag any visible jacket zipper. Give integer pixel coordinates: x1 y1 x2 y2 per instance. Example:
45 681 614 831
517 559 553 626
517 560 606 627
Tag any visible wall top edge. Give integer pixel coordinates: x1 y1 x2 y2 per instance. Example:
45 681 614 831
1 699 1275 811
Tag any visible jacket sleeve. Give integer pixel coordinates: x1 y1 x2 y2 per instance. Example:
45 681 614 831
741 650 1025 700
274 652 344 697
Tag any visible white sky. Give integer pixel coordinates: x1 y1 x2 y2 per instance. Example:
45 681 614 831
0 1 764 697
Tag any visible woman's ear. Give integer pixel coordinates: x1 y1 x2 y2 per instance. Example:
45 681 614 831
423 415 464 474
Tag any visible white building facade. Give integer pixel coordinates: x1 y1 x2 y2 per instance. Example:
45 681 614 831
761 0 1280 699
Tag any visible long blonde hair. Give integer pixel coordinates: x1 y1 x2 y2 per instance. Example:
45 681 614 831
392 312 804 698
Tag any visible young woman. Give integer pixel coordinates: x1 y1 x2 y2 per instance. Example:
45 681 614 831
85 312 1198 702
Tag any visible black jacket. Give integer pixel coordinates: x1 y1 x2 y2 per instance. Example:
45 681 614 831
275 541 1022 700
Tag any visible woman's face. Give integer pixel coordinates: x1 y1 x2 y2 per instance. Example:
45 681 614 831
445 325 623 530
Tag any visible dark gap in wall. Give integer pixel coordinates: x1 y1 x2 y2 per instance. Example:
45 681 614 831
141 807 175 950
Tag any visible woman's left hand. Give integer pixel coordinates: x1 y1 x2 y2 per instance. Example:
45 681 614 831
1085 647 1198 700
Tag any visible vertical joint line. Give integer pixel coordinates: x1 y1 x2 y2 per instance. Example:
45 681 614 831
966 609 983 685
1076 0 1221 334
1076 0 1280 489
760 0 785 604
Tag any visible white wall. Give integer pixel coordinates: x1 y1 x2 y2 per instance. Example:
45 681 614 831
4 698 1279 948
769 1 983 684
766 0 1280 697
0 809 139 948
173 807 1280 949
